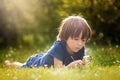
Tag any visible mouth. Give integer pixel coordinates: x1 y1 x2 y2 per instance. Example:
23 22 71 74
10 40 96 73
74 48 80 52
75 47 82 51
76 47 81 50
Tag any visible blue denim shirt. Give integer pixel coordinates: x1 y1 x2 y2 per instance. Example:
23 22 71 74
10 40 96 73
22 41 85 68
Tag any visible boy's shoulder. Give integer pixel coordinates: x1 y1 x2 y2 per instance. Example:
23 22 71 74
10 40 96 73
49 40 66 52
54 40 65 46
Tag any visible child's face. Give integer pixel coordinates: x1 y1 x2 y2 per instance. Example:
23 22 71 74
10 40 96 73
66 32 86 54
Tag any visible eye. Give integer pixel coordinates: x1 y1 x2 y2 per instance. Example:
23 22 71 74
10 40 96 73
74 38 79 40
82 39 86 42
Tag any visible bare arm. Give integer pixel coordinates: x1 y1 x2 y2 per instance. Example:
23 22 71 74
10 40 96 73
66 60 85 68
54 57 63 68
54 57 85 68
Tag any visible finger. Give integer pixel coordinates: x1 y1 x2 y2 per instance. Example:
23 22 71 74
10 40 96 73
77 60 84 65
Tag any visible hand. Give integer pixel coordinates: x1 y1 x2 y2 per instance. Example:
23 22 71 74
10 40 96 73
67 60 85 68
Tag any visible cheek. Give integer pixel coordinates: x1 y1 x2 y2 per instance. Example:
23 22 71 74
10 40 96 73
67 41 73 46
67 40 75 47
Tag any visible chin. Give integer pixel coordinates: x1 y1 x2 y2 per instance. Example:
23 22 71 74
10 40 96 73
74 50 79 53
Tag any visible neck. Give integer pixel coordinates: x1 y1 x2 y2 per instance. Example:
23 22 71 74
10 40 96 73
66 46 74 54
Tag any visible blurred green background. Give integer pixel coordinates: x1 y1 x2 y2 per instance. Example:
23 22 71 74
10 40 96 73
0 0 120 48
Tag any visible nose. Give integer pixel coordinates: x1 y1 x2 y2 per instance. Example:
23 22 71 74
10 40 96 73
78 40 82 46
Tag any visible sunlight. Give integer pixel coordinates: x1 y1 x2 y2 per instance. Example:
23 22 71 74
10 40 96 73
2 0 41 28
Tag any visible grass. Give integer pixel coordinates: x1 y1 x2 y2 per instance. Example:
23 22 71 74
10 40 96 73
0 44 120 80
0 65 120 80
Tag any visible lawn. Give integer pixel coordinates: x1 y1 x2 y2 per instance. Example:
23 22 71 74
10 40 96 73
0 65 120 80
0 44 120 80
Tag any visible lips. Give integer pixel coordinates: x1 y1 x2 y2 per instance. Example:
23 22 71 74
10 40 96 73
75 47 81 51
76 47 81 49
73 48 80 52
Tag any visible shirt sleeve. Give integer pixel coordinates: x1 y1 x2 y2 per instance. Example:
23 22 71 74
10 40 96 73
47 41 65 61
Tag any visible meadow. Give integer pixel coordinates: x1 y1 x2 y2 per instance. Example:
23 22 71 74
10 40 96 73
0 44 120 80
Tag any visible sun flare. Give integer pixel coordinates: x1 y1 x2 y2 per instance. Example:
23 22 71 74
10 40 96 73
2 0 41 28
